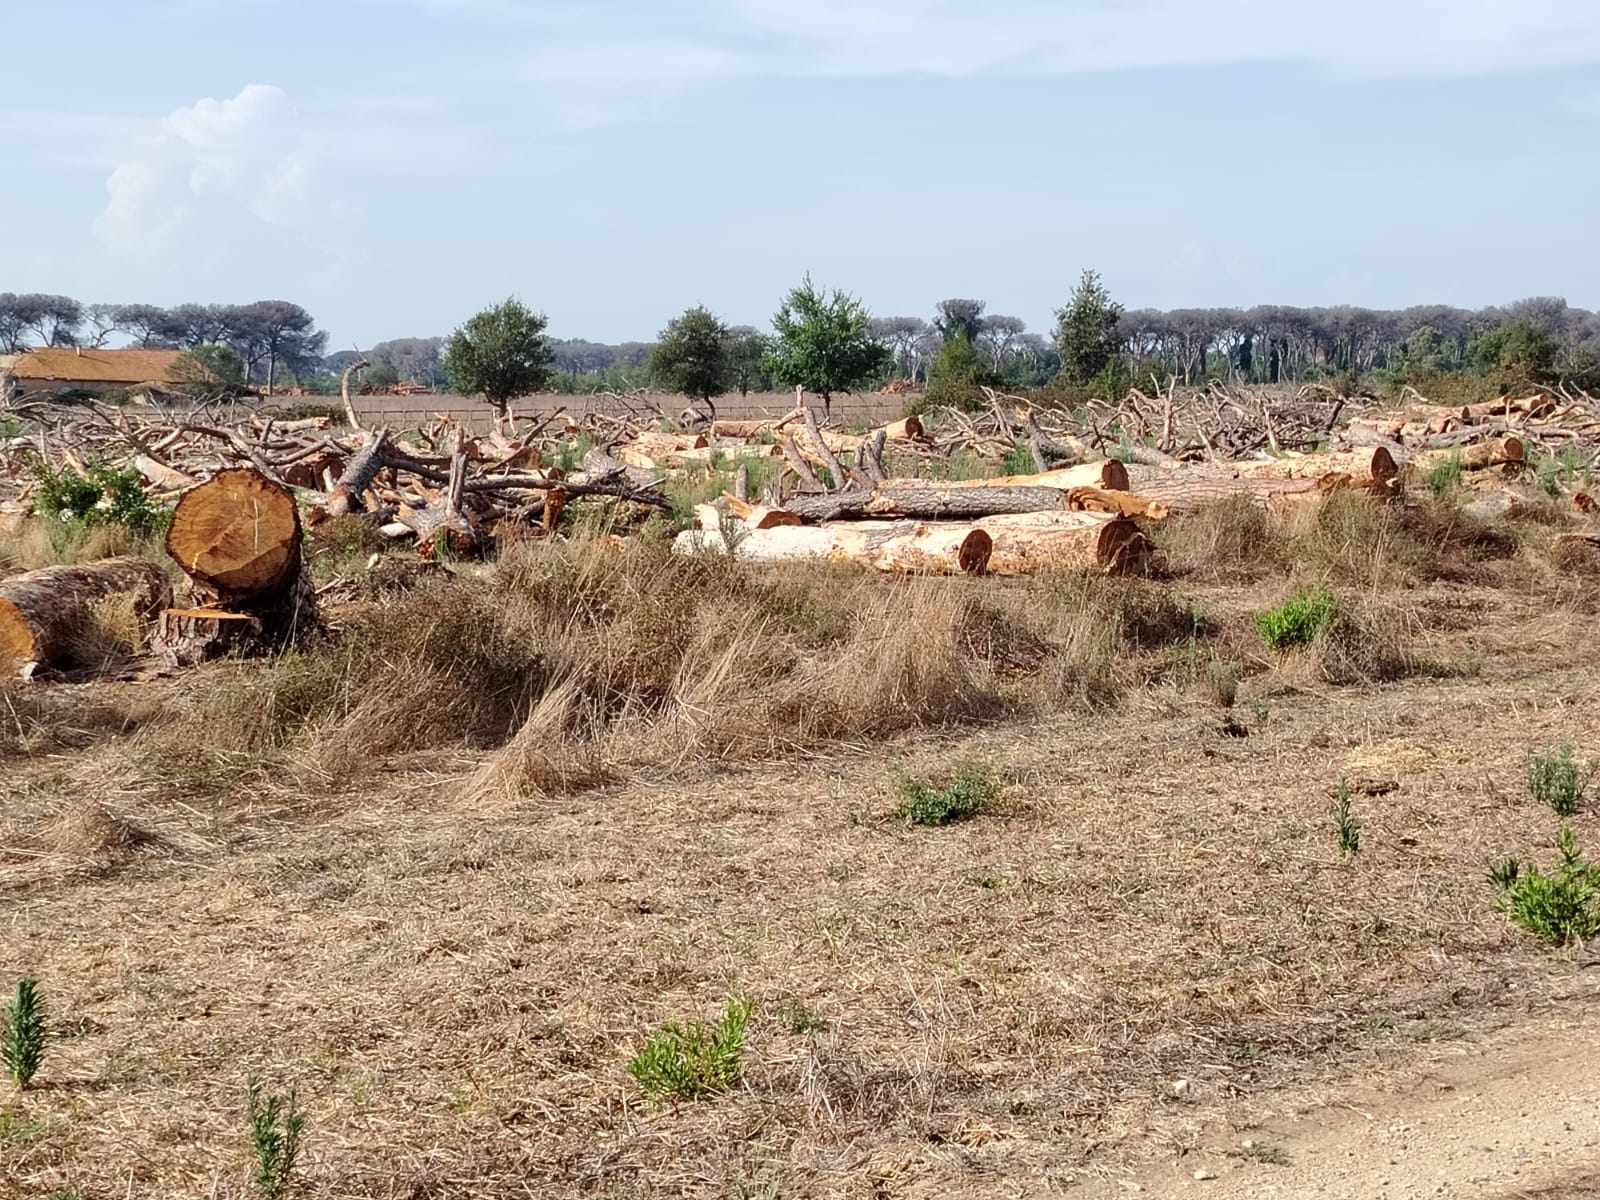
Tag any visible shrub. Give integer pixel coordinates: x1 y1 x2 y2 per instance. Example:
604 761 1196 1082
1255 585 1339 649
1526 742 1591 816
2 976 47 1089
628 997 753 1101
1330 780 1362 857
29 458 167 537
894 762 999 827
1491 827 1600 946
245 1078 307 1200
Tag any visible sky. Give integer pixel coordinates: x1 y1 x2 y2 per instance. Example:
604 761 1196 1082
4 0 1600 349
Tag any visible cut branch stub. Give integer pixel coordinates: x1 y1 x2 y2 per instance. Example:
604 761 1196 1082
165 467 303 599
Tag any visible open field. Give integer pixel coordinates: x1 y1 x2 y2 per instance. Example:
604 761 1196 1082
2 385 1599 1197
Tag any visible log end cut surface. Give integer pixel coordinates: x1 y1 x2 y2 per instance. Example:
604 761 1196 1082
165 468 302 596
0 598 39 667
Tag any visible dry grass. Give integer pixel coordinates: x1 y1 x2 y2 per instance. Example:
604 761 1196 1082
3 514 1596 1197
0 520 169 576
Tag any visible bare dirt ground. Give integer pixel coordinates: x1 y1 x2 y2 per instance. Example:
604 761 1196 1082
3 567 1597 1199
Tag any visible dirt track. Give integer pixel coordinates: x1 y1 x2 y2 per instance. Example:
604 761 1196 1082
1084 1004 1600 1199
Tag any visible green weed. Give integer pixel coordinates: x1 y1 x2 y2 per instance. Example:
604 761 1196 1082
1331 780 1362 857
628 997 753 1101
2 976 46 1090
775 999 828 1036
1491 827 1600 946
245 1078 307 1200
1526 742 1591 817
1424 453 1463 498
1255 585 1339 649
894 762 999 827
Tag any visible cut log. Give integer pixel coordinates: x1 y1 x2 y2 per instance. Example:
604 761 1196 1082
1409 436 1525 473
1230 446 1399 487
900 460 1131 492
976 511 1152 576
132 454 199 491
780 484 1072 523
0 557 172 674
166 468 303 597
674 520 993 575
1127 471 1344 514
1065 487 1169 520
720 494 805 529
159 468 317 664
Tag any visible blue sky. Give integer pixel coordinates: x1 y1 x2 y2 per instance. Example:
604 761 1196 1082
4 1 1600 348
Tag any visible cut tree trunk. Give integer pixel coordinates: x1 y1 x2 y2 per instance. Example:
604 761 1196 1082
976 511 1152 576
1230 446 1399 487
780 484 1071 523
674 520 993 575
900 460 1130 492
1127 471 1344 514
1409 436 1525 473
159 467 317 664
0 557 172 675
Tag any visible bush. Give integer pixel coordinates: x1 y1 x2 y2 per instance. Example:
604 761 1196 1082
1491 827 1600 946
29 458 167 537
1256 585 1339 649
1526 742 1591 817
894 762 999 827
924 334 991 413
628 997 752 1101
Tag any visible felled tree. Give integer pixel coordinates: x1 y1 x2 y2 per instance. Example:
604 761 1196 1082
765 275 890 416
650 306 730 419
443 297 554 431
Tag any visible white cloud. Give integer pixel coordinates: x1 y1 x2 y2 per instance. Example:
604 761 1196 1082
94 84 317 262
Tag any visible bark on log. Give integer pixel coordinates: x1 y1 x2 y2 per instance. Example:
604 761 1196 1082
976 511 1152 576
674 520 993 575
0 557 172 674
1127 471 1343 514
1230 446 1399 487
780 484 1072 523
1409 436 1525 473
324 428 391 517
899 460 1130 492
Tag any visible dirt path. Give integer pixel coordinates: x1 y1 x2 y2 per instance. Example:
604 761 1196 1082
1087 1002 1600 1199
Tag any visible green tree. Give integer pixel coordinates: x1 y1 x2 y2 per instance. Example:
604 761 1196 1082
725 326 771 396
765 275 890 416
1470 320 1556 382
443 297 553 429
924 333 990 412
173 343 248 398
650 306 730 418
1054 269 1125 385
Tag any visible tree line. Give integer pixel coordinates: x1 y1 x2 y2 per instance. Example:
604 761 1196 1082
8 280 1597 408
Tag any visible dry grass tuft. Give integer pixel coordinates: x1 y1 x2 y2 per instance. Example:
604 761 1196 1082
46 800 160 865
1156 496 1286 581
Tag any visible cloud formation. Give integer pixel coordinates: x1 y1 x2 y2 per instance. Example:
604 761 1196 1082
94 84 317 263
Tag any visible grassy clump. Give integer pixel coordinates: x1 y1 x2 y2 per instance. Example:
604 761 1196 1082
1255 584 1339 649
1526 742 1591 817
1491 827 1600 946
1424 453 1464 499
894 762 999 827
2 976 47 1089
245 1078 306 1200
628 997 753 1101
